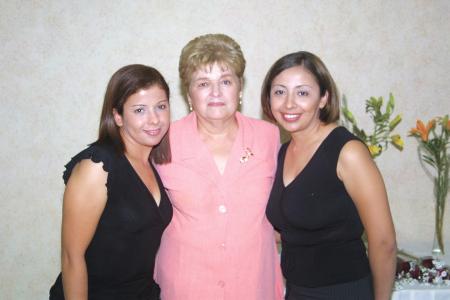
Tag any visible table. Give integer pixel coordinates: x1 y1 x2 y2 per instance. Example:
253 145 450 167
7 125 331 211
391 284 450 300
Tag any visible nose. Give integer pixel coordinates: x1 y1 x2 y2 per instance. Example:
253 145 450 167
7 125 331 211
285 92 297 109
147 110 160 125
211 81 221 97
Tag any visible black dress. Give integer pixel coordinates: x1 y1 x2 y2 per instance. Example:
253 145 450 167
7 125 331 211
49 143 172 300
266 127 373 299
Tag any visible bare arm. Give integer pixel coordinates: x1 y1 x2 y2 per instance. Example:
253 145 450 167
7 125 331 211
61 159 107 300
337 141 397 300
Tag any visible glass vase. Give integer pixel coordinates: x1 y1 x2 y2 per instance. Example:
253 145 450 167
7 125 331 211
431 175 447 259
431 225 444 259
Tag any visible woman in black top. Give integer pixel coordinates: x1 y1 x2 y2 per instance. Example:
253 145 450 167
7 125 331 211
261 52 397 300
49 65 173 300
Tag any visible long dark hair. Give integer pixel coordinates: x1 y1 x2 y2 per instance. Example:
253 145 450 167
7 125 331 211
97 64 171 164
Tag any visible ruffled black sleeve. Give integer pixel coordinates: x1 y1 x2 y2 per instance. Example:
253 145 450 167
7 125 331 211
62 143 115 185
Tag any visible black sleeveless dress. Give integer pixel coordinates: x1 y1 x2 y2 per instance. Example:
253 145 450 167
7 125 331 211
266 127 373 299
49 143 172 300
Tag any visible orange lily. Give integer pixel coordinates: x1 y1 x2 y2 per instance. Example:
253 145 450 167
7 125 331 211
446 119 450 131
410 119 435 142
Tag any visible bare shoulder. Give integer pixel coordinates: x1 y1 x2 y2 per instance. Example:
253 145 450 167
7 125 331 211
337 139 376 181
66 159 108 191
72 159 107 179
339 139 372 165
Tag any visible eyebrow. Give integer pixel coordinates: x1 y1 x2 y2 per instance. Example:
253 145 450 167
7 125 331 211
193 72 234 81
130 99 168 107
271 84 312 89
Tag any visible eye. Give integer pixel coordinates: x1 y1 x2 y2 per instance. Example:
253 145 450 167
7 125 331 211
158 103 168 110
198 81 208 88
273 89 285 96
222 79 232 85
298 90 309 96
134 107 145 113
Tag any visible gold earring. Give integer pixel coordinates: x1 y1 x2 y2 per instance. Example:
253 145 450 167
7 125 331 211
239 93 242 105
189 102 193 111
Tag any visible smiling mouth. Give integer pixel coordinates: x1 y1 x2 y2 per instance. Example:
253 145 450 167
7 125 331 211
282 113 301 122
144 128 161 136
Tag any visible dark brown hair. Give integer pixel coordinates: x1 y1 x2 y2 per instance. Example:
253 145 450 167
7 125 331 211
97 64 171 164
261 51 339 124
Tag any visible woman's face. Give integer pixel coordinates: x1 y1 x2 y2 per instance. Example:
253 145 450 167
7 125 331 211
188 62 241 123
270 66 327 134
113 85 170 150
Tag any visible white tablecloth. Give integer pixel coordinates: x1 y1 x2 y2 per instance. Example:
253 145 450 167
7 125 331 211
391 284 450 300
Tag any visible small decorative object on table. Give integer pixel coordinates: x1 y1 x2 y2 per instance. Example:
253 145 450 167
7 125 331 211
409 115 450 258
342 93 404 158
396 256 450 289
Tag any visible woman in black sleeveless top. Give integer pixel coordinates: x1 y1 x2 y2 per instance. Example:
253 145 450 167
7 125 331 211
261 52 397 300
49 65 172 300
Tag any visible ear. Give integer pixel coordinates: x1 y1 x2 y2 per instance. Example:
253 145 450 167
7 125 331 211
112 108 123 127
186 94 191 104
319 91 329 109
186 94 193 108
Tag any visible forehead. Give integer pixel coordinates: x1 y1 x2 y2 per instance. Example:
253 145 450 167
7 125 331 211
126 85 168 104
272 66 318 85
192 62 235 79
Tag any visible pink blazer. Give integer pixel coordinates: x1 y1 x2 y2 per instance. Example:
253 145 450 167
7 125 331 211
155 112 283 300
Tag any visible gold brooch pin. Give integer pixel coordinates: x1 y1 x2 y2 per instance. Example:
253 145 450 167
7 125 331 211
239 147 254 163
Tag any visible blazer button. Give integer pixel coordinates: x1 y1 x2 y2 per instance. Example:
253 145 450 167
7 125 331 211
218 205 227 214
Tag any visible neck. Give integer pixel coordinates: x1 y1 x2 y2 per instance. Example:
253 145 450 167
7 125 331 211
125 147 152 165
196 113 238 139
121 134 152 164
290 122 327 148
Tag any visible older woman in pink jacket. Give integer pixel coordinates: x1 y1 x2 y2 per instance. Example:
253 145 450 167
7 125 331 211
155 33 283 300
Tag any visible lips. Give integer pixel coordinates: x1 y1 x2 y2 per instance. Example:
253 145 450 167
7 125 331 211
208 101 225 107
144 128 161 136
282 113 301 122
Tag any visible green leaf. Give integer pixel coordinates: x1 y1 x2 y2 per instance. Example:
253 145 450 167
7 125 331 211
386 93 395 115
342 107 356 124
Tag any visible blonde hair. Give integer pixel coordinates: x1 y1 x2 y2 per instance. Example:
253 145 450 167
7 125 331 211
179 33 246 96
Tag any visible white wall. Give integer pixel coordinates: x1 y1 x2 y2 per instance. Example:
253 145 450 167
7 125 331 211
1 1 449 298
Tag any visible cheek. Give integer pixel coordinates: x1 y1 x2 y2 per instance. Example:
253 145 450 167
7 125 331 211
299 99 320 111
189 89 207 103
269 99 281 113
160 110 171 124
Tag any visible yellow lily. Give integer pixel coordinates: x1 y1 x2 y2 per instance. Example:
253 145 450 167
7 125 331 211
368 144 381 157
391 134 404 150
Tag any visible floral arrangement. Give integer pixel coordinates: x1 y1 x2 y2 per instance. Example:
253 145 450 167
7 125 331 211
396 257 450 288
409 115 450 255
342 93 403 158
